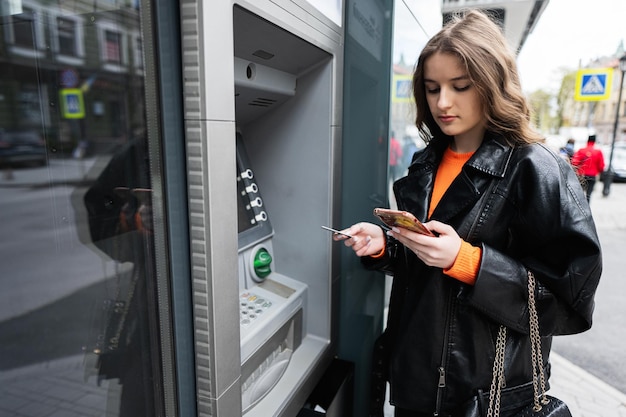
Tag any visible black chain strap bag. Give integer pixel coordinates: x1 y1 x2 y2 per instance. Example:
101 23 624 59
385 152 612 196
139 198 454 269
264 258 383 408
486 271 572 417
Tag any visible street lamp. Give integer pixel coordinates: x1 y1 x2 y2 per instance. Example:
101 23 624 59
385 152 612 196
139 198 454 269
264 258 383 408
602 53 626 197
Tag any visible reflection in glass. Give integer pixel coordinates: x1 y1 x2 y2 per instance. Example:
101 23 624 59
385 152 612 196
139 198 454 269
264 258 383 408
0 2 163 416
58 17 77 56
388 1 441 185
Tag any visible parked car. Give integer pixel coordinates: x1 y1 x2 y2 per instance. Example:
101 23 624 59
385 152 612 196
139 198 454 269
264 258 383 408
601 143 626 183
0 129 47 167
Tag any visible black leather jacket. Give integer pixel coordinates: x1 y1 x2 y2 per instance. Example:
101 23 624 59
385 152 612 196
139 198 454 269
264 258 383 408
366 134 602 416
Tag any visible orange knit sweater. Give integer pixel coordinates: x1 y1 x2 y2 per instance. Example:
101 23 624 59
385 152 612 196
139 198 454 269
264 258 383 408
429 148 481 285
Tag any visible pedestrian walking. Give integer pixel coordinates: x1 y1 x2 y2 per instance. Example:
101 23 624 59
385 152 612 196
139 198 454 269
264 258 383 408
571 135 605 202
389 133 404 182
559 138 575 162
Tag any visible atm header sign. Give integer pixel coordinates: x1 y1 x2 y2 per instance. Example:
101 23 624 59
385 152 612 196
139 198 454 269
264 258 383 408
574 68 613 101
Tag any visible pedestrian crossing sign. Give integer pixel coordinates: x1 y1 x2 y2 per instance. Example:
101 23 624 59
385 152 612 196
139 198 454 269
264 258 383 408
60 88 85 119
392 74 413 103
574 68 613 101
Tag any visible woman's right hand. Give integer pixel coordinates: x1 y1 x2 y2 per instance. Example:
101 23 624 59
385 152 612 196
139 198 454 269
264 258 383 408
333 222 385 257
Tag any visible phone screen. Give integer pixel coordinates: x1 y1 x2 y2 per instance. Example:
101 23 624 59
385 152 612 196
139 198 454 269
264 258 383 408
373 208 434 236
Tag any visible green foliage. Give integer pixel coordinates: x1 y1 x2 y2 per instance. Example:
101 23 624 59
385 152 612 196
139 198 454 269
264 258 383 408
526 68 578 134
528 89 554 133
556 70 577 127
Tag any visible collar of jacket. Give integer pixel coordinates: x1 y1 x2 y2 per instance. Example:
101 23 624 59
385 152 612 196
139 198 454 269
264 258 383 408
393 132 514 225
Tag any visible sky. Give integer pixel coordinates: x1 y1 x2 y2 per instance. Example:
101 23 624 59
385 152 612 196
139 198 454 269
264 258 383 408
516 0 626 93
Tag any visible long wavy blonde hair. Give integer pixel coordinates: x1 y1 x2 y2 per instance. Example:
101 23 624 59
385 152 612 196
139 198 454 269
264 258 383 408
412 10 543 145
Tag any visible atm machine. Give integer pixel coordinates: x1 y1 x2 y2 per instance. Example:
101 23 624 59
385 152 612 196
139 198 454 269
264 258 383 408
178 2 345 415
231 4 342 413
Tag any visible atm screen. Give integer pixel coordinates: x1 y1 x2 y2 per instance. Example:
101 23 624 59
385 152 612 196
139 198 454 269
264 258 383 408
236 133 273 250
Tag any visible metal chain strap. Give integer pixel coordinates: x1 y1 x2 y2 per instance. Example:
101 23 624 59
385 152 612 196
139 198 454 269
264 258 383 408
487 325 507 417
527 271 550 410
486 271 548 417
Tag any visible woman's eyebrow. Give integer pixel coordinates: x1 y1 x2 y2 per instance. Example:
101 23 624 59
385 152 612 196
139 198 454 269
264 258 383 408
424 75 470 83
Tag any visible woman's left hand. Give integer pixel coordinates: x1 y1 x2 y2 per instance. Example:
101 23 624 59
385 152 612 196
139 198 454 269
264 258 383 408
389 220 462 269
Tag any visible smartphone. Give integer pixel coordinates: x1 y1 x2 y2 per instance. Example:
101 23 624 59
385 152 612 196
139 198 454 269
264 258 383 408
321 225 353 239
373 208 435 236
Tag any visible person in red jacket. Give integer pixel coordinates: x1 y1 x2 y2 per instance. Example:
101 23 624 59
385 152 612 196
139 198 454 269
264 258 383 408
389 133 404 181
571 135 605 201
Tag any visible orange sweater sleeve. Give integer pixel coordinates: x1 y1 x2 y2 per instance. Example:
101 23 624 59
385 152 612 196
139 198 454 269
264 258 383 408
431 148 481 285
444 241 480 285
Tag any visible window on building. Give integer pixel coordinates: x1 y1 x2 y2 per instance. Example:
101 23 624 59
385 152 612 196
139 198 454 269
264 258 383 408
105 30 122 63
13 9 36 48
57 17 76 55
135 37 143 68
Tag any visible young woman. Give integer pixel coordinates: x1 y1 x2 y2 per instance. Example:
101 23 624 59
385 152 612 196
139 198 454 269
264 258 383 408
335 10 602 417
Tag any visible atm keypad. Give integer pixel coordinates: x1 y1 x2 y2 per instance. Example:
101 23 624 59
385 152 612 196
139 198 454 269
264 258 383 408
240 292 273 326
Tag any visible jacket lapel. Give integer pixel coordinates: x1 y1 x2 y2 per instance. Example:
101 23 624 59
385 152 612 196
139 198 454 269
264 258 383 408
393 137 443 221
395 135 514 224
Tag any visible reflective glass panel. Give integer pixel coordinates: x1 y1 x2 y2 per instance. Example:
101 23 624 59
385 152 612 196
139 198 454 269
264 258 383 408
0 2 164 416
388 0 442 191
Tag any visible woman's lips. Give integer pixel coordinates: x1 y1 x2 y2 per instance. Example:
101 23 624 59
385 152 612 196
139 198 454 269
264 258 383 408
439 115 456 123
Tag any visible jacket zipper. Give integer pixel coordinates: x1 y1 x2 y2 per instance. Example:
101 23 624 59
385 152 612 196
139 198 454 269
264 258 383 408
433 177 500 415
434 289 454 416
433 366 446 416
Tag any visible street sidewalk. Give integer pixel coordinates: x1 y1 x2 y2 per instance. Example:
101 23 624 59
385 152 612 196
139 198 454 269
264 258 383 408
586 182 626 231
546 183 626 417
0 156 101 188
549 352 626 417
